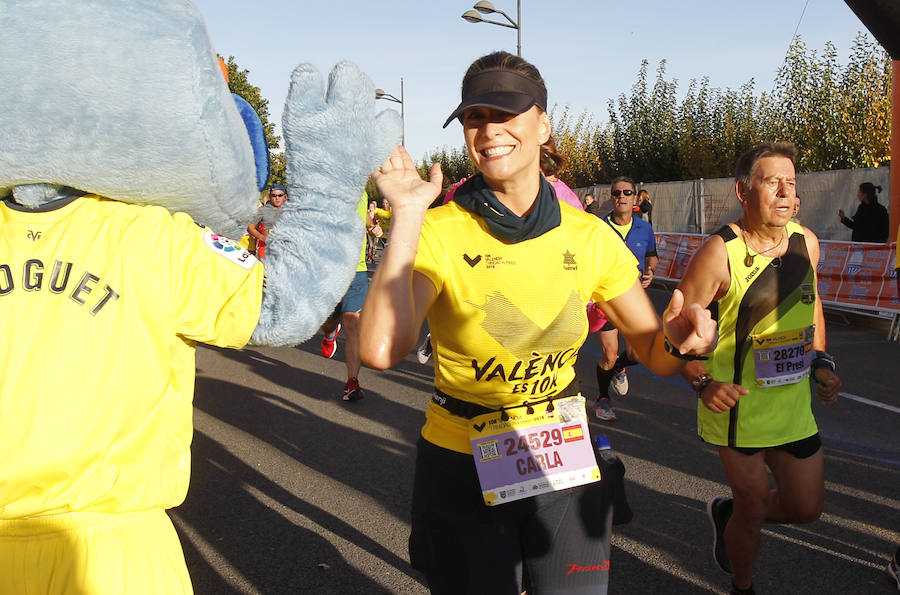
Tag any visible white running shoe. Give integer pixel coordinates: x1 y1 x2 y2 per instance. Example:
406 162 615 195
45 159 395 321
611 369 629 396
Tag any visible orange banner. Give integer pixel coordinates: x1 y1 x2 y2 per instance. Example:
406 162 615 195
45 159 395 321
655 233 900 313
654 233 683 279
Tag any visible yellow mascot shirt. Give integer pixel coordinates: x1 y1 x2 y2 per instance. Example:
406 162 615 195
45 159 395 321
0 195 263 519
415 201 638 453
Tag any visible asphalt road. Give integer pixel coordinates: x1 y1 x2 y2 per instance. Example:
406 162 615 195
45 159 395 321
173 287 900 594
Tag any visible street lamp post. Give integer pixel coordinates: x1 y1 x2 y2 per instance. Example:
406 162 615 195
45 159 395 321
375 78 404 146
461 0 521 57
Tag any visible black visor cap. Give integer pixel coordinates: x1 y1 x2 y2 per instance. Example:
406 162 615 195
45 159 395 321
443 68 547 128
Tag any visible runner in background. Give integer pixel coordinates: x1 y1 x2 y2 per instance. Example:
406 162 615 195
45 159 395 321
319 194 374 403
593 176 658 421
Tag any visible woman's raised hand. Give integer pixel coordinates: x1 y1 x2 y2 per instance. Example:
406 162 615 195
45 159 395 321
372 146 442 211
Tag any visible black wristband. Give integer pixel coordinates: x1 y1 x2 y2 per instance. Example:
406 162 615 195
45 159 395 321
810 350 836 373
664 337 708 361
695 377 714 397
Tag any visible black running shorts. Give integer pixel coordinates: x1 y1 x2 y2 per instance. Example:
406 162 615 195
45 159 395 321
409 438 614 595
730 433 822 459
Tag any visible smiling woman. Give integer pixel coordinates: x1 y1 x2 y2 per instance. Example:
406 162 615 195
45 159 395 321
359 50 716 595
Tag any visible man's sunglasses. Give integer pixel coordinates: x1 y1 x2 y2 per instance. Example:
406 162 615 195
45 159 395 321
611 189 635 197
270 193 286 198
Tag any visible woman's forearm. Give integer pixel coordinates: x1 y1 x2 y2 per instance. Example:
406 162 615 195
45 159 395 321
360 205 431 369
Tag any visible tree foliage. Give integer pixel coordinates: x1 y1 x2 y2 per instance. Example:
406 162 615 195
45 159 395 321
768 34 892 170
419 146 475 191
550 107 602 188
423 36 892 187
219 55 285 186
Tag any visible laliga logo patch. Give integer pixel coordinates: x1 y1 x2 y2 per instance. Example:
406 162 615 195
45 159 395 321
204 231 257 270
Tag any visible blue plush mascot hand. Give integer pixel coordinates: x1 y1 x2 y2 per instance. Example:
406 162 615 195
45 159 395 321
250 62 402 345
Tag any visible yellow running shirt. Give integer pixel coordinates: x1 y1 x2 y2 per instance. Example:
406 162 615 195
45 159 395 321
356 193 369 272
0 195 263 519
374 206 392 238
414 201 638 453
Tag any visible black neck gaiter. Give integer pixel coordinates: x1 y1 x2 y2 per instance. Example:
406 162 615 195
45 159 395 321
452 173 561 243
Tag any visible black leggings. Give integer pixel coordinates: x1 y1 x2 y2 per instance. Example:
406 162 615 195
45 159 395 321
409 438 614 595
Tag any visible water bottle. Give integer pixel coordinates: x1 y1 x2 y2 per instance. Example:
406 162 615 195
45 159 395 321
595 434 633 525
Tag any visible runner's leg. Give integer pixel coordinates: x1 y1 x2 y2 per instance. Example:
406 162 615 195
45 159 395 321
763 446 825 524
718 447 770 591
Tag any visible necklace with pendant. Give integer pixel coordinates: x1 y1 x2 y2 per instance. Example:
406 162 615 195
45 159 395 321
739 222 786 267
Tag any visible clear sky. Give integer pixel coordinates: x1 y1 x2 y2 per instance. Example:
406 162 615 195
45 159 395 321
192 0 877 162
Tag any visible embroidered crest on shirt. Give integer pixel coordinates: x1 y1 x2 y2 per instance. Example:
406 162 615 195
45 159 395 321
801 283 815 305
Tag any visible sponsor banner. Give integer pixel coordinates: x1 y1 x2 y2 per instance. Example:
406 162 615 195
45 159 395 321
654 233 899 313
837 243 891 309
668 235 704 280
878 243 900 311
654 233 683 279
816 241 852 303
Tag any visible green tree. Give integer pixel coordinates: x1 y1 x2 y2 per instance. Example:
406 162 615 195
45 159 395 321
839 34 892 166
219 55 285 186
365 147 473 206
550 107 602 188
767 34 891 170
603 60 682 182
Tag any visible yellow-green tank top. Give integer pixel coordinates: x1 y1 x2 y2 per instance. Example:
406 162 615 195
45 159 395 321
698 221 819 448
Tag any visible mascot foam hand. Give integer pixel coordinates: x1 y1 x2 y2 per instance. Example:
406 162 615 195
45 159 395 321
251 63 401 345
0 0 400 347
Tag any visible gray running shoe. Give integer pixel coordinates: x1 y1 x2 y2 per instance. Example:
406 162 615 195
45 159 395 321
707 497 733 574
594 397 616 421
611 369 629 396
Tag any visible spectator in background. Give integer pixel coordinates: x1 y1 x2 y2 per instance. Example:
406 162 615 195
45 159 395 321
366 200 383 262
584 192 603 218
374 197 393 240
246 183 288 257
441 176 469 205
838 182 889 243
637 189 653 225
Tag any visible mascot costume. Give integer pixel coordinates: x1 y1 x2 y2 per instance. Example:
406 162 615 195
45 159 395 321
0 1 401 592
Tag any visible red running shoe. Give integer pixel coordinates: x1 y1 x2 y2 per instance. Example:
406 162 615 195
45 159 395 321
321 323 341 359
343 377 363 402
